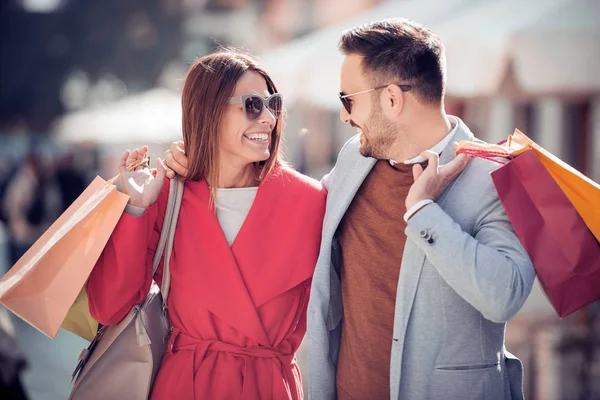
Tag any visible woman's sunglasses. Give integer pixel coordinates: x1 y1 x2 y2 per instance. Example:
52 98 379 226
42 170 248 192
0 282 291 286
229 93 283 121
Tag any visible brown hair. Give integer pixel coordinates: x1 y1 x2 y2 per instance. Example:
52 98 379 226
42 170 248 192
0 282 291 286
339 18 445 105
181 49 285 201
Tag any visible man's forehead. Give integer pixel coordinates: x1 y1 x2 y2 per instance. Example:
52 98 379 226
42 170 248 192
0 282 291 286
341 54 368 90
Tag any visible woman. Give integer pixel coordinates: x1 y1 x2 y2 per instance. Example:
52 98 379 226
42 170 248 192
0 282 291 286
86 50 326 399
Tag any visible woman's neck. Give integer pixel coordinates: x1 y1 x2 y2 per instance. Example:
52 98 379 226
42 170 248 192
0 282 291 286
215 162 258 188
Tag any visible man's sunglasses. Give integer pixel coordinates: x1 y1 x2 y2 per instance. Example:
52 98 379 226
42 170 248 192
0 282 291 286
338 84 412 114
229 93 283 121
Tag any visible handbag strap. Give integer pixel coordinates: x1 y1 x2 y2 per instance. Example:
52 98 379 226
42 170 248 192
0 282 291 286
151 177 184 302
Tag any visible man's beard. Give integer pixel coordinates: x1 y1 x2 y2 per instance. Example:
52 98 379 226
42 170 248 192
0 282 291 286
355 106 396 159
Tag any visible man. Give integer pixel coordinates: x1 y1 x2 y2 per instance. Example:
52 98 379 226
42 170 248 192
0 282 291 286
163 18 535 400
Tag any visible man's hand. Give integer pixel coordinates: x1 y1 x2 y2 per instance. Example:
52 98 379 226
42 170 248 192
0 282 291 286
164 141 189 178
405 150 470 211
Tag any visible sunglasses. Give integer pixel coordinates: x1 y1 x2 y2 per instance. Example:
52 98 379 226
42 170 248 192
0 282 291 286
338 84 412 114
229 93 283 121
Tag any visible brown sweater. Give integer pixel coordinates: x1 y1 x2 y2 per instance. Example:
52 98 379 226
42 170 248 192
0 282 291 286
336 160 418 400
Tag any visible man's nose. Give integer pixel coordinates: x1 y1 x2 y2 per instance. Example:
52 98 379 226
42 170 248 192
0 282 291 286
340 106 351 124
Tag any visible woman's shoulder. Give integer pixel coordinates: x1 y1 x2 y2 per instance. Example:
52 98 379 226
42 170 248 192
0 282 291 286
275 165 325 196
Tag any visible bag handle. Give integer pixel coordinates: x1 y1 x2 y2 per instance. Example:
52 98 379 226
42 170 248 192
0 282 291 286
151 177 184 302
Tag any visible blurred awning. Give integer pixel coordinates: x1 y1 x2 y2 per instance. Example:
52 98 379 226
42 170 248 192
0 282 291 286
52 88 182 143
259 0 474 110
437 0 600 97
261 0 600 109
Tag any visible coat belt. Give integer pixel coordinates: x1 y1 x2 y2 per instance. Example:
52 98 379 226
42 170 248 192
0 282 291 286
164 327 297 399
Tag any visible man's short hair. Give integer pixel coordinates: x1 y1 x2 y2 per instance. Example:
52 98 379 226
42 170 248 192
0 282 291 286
339 18 446 105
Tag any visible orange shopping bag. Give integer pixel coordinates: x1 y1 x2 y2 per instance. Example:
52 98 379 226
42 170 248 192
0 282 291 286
0 176 129 338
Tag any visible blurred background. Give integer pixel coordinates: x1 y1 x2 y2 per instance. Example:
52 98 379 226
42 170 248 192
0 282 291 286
0 0 599 399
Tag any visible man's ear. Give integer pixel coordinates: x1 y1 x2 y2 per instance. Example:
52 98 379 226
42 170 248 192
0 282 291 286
382 84 405 118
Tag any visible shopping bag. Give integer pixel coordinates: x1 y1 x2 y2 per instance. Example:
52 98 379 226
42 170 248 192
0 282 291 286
456 130 600 241
61 286 98 341
491 150 600 317
0 176 129 338
510 130 600 242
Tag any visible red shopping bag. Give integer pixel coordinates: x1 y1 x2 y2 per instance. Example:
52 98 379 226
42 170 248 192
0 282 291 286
491 150 600 317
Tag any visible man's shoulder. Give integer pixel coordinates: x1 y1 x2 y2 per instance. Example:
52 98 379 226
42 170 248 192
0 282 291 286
336 134 362 163
449 142 504 206
331 133 372 177
461 137 505 180
465 155 502 180
323 134 373 193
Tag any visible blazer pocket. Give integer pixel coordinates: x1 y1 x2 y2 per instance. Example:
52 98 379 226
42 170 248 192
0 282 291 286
436 363 498 371
429 365 504 400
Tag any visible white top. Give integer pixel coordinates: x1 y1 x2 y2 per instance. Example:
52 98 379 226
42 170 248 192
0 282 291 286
215 187 258 246
124 186 258 247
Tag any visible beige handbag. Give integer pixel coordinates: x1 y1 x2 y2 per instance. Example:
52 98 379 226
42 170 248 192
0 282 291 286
69 177 184 400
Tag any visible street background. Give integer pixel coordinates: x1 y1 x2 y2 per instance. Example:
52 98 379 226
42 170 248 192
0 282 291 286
1 0 599 399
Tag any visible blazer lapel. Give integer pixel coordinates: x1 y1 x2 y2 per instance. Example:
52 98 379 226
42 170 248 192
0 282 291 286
323 151 377 239
438 120 475 204
394 239 426 334
393 119 477 381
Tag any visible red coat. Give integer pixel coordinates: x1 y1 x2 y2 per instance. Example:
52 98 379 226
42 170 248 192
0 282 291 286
87 166 326 399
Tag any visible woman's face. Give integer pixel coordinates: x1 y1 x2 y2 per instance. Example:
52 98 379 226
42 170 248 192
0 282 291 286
219 71 278 169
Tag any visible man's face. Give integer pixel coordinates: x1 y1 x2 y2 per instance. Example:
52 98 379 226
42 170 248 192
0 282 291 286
339 54 396 159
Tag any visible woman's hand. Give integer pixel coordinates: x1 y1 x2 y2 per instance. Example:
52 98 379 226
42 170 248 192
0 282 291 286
119 146 167 208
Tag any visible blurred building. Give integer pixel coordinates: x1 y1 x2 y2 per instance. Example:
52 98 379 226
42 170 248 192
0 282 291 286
181 0 384 56
45 0 384 177
0 0 184 132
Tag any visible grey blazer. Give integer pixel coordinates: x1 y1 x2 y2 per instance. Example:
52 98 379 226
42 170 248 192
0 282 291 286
307 118 535 400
